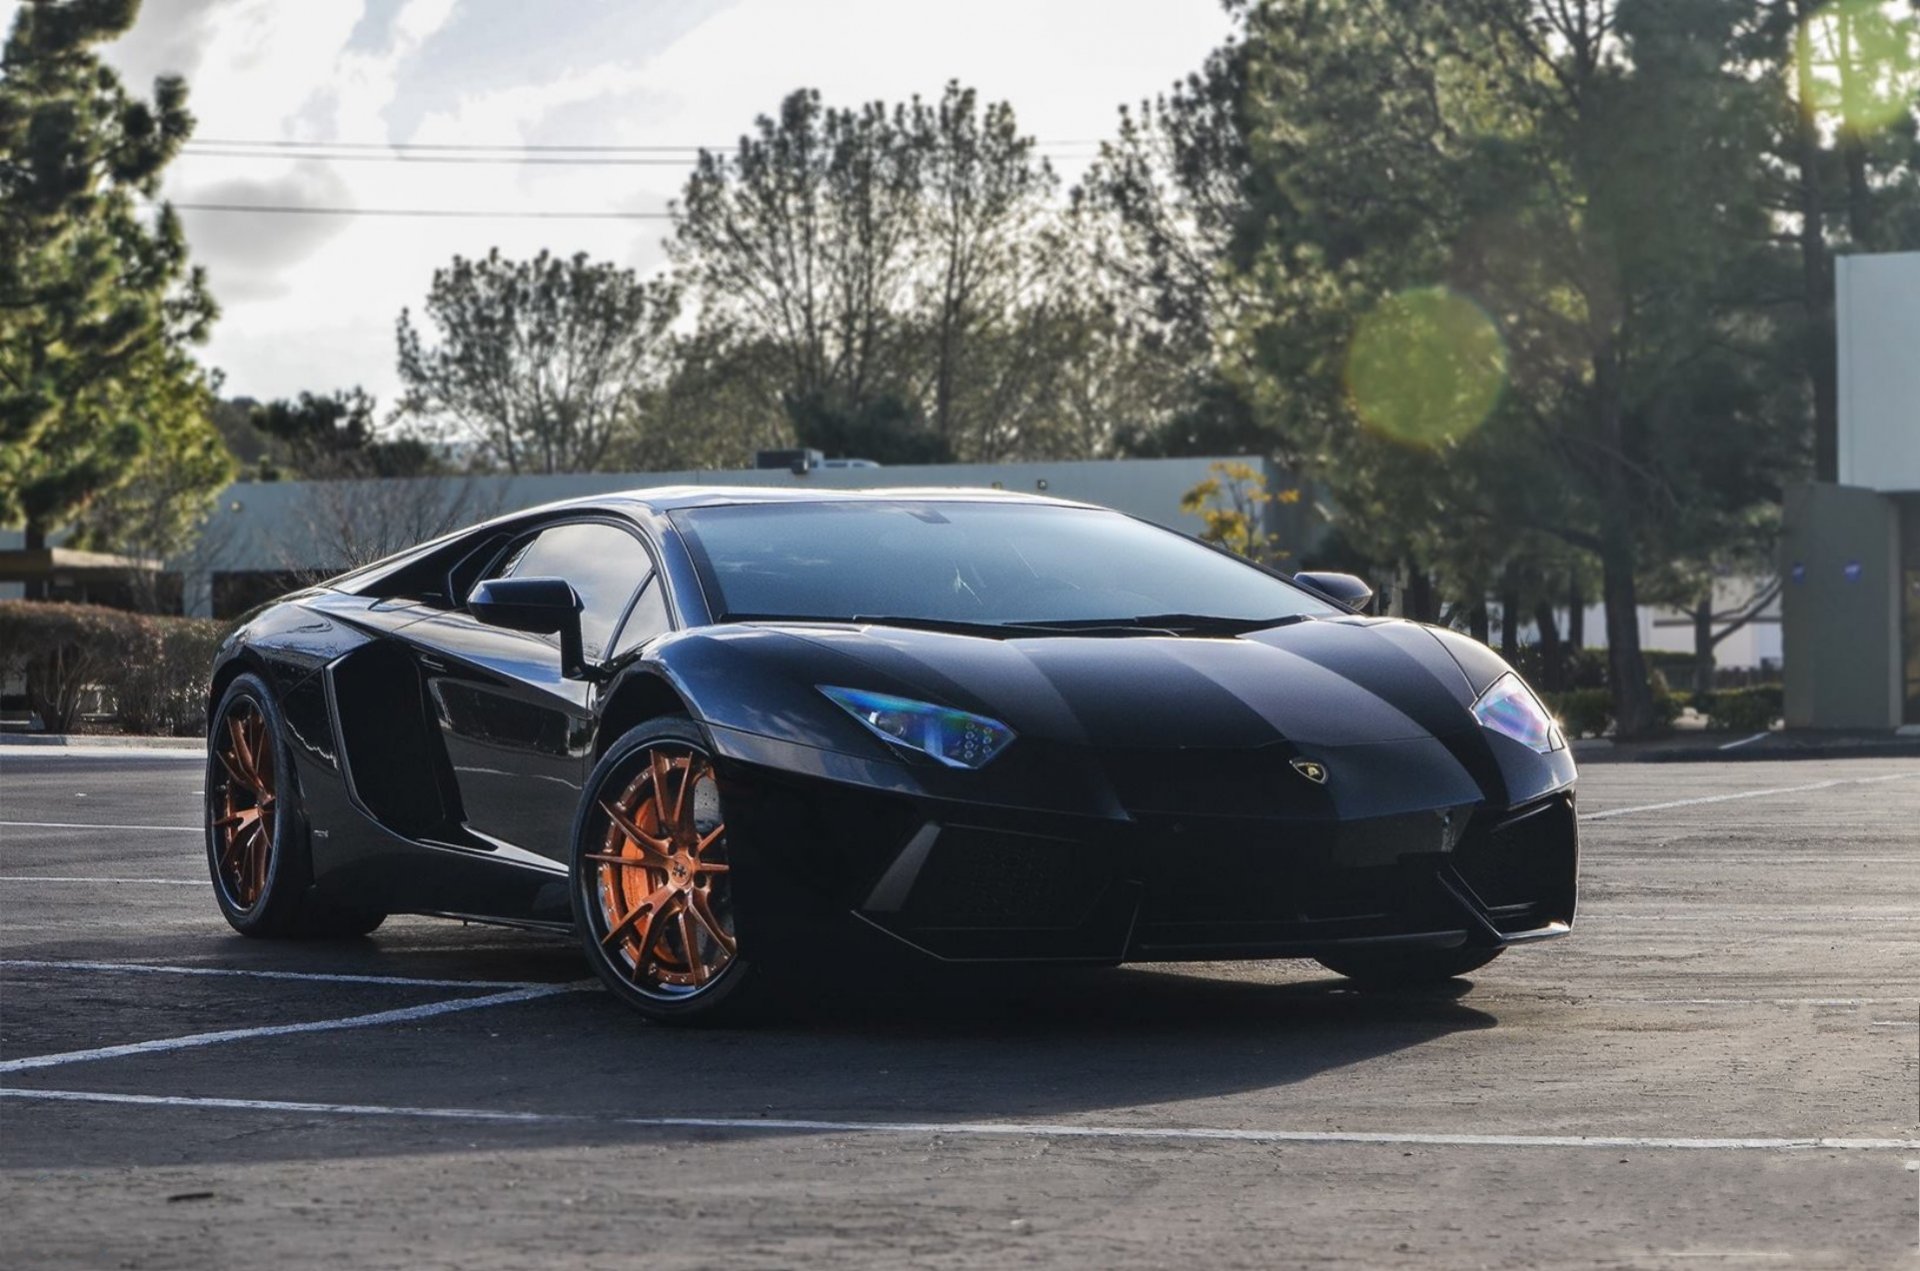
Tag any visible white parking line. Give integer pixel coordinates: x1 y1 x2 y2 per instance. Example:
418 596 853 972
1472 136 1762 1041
0 1087 1913 1152
0 984 586 1074
0 959 565 991
0 821 200 833
1 876 206 885
1717 732 1770 751
0 746 202 761
1580 771 1918 822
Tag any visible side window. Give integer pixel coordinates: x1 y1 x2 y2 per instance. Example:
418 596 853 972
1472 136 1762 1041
611 576 672 658
496 522 654 661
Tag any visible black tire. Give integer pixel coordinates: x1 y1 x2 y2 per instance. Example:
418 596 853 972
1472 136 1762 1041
206 673 385 939
571 718 762 1025
1314 944 1503 987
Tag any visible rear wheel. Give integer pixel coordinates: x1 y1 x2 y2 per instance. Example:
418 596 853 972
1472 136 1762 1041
572 719 758 1024
1314 944 1502 987
206 673 384 939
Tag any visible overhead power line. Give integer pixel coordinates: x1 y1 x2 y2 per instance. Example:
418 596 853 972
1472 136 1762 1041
172 202 674 220
181 149 717 167
187 136 1110 153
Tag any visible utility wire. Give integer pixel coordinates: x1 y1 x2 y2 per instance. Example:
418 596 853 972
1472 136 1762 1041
171 202 674 220
180 149 717 166
186 137 1110 153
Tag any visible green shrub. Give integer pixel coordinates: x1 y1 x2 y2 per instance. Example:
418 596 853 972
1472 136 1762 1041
1703 686 1783 734
1543 688 1613 740
1651 687 1685 728
0 601 225 737
116 617 226 736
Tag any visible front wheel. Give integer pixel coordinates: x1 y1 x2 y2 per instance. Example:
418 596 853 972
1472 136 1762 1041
206 673 385 939
572 719 759 1024
1314 944 1503 987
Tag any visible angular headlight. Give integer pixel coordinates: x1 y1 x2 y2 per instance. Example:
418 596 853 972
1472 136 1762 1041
819 686 1015 769
1473 672 1562 753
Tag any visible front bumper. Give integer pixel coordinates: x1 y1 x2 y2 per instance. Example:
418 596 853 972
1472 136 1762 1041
718 746 1578 965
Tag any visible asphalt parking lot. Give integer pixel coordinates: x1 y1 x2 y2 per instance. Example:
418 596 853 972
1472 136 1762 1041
1 749 1916 1269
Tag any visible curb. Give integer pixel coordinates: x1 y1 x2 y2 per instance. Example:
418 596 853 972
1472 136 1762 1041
0 734 202 751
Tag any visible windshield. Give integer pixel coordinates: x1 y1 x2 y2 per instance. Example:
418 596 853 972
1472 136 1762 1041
671 501 1335 629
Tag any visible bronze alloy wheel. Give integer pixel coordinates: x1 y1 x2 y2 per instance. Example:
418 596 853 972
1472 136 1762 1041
211 697 278 910
591 744 737 996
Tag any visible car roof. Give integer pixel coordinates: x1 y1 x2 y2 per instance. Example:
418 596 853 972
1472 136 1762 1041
503 484 1103 520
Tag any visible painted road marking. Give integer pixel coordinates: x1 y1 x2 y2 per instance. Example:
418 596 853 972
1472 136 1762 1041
0 746 202 761
1580 771 1919 822
0 1087 1914 1152
1 876 206 885
1717 732 1771 751
0 959 567 991
0 821 201 833
0 985 587 1074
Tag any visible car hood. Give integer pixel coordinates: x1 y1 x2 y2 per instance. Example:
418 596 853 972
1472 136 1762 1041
754 616 1484 750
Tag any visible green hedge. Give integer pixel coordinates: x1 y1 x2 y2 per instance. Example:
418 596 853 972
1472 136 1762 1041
1700 685 1783 734
0 601 225 737
1541 686 1684 740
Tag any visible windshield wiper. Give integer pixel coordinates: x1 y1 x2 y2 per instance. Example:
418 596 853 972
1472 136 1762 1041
725 612 1065 638
848 614 1148 638
722 612 1308 639
1016 612 1313 635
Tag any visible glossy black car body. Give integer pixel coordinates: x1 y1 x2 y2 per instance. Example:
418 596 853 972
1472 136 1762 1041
207 487 1576 1012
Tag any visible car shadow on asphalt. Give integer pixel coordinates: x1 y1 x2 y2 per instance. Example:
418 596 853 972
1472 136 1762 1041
3 936 1507 1170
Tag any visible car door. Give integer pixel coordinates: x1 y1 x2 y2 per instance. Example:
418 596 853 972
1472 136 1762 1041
404 519 659 862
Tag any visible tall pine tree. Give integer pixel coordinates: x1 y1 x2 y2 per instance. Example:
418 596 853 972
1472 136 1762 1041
0 0 222 553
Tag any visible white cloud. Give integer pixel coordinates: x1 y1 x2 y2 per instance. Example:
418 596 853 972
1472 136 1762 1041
16 0 1237 404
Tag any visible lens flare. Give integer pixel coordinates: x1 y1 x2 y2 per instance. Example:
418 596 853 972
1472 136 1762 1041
1344 287 1506 449
1796 0 1919 135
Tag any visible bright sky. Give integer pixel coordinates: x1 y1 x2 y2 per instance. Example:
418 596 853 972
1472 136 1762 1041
2 0 1235 406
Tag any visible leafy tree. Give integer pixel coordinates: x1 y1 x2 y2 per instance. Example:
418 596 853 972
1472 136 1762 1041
250 388 439 479
66 345 233 610
0 0 222 551
1073 16 1276 457
1739 0 1920 480
671 82 1126 463
1225 0 1803 736
395 249 678 474
1180 460 1301 567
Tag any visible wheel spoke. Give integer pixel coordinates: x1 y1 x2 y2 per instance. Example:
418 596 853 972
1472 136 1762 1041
695 822 726 854
601 882 675 951
232 714 261 789
600 800 669 853
672 906 704 983
688 888 736 956
218 825 247 870
251 716 275 798
669 756 692 830
649 751 673 827
216 745 252 793
586 850 671 872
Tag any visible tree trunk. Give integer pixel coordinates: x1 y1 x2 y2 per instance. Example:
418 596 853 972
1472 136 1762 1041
1567 577 1585 650
1835 8 1876 246
1468 600 1490 645
23 523 47 600
1602 541 1656 739
1499 577 1521 661
1795 8 1839 482
1405 568 1436 623
1534 601 1563 690
1691 596 1716 697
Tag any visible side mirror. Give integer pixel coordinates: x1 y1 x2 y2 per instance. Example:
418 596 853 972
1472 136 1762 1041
1293 571 1375 614
467 577 588 678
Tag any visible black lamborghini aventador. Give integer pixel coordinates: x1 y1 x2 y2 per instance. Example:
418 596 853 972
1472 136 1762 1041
204 487 1577 1022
